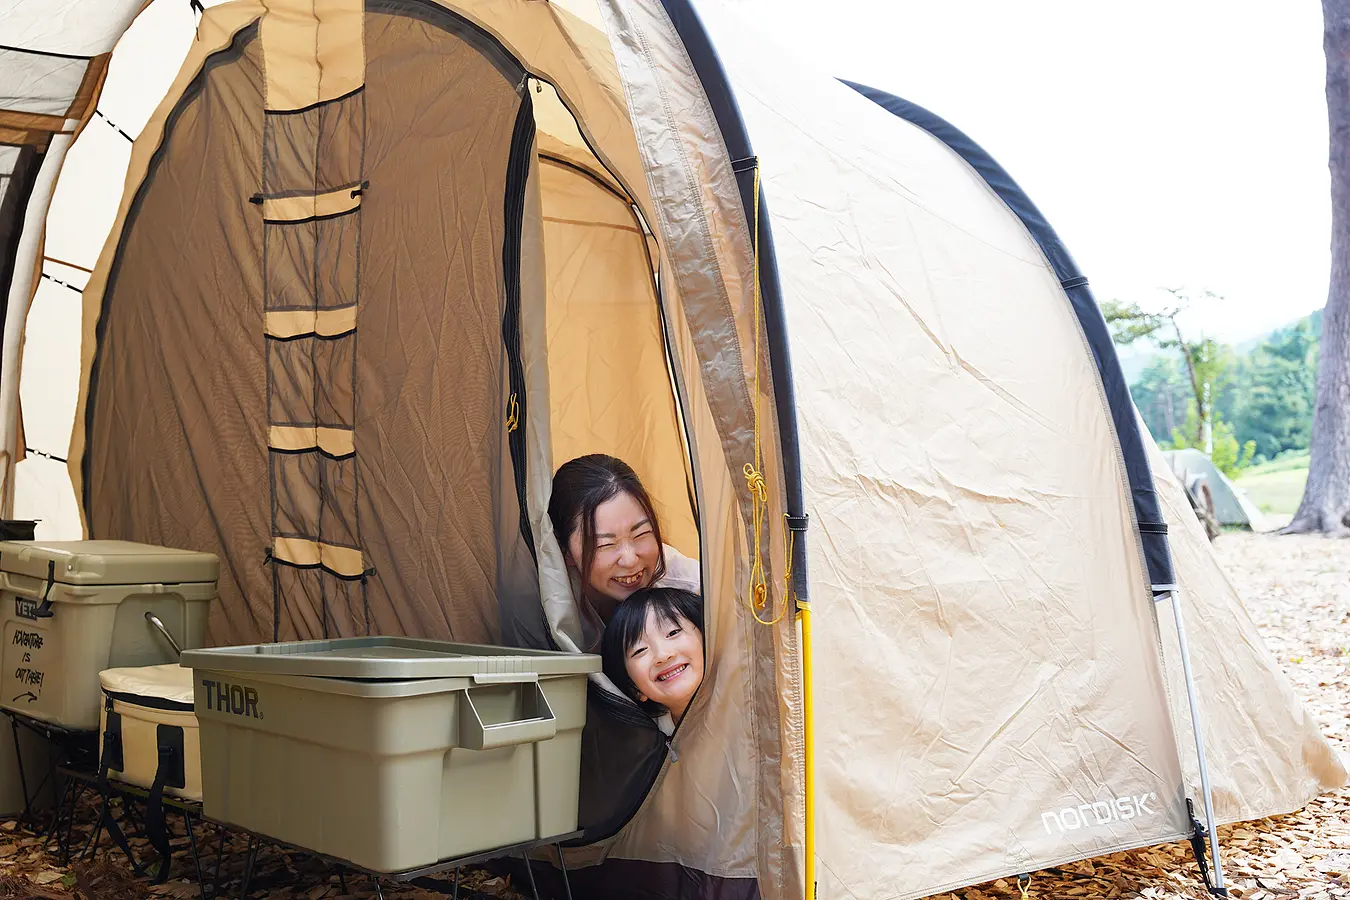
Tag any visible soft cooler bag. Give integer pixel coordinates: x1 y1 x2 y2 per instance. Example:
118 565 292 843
99 664 201 801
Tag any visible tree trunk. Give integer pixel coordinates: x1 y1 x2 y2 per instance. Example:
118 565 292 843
1171 317 1205 444
1286 0 1350 534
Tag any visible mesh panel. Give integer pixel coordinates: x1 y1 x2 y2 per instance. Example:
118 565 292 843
353 8 535 644
314 337 354 426
84 27 270 646
319 454 359 548
267 337 315 425
272 451 321 537
314 213 359 308
86 10 541 646
262 88 365 195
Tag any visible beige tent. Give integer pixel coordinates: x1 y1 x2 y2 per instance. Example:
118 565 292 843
0 1 1343 898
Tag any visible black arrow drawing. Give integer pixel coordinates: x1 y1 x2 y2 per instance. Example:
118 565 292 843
11 692 37 704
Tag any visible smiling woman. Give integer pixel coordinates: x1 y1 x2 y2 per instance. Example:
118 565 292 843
548 455 701 651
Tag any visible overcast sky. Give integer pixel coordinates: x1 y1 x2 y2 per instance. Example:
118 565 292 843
722 0 1329 344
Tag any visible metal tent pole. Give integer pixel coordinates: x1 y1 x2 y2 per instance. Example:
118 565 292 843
1161 588 1225 895
799 601 816 900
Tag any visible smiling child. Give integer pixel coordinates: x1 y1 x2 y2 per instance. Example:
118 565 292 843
601 587 705 726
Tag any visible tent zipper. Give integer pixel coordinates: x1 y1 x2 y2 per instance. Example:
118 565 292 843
501 86 536 560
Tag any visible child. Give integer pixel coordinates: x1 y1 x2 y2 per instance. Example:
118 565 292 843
601 587 705 726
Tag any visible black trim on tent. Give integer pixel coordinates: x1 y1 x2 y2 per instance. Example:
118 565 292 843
657 0 811 605
843 80 1176 591
502 88 537 562
0 44 96 62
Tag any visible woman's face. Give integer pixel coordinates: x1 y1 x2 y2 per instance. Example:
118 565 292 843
569 491 662 601
625 607 704 722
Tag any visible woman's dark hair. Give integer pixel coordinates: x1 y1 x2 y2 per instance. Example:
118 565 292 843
548 454 667 598
601 587 704 716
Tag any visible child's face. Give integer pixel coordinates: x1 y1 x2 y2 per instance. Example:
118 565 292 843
625 607 704 722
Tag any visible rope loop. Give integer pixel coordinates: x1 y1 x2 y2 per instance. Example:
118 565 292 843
741 162 790 628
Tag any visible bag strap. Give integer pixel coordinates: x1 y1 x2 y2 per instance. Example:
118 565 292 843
146 724 186 883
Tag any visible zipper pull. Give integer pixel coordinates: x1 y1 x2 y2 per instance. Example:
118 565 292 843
666 736 679 763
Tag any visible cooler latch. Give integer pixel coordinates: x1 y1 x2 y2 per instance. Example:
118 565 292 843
33 560 56 618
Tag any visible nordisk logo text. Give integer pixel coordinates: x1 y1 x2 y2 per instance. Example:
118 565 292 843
1041 792 1157 834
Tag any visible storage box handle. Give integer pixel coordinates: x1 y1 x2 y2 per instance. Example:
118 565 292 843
471 672 537 685
459 682 556 751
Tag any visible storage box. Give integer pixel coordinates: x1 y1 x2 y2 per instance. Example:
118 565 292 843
0 541 218 729
181 637 599 872
99 665 201 800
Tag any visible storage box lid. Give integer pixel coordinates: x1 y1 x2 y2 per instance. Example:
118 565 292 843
181 636 600 680
0 540 219 586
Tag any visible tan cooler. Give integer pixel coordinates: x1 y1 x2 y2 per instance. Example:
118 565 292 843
0 541 218 729
99 665 202 800
181 638 599 873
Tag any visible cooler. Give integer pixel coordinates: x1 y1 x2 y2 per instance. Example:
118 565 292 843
0 541 218 729
99 664 202 800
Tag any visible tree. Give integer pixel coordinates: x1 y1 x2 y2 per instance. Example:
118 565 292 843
1233 323 1317 460
1286 0 1350 534
1132 356 1191 441
1104 290 1231 448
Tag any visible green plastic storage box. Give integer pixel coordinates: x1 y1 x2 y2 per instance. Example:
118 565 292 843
181 637 600 873
0 541 218 729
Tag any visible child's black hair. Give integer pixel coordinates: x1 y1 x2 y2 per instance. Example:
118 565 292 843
601 587 704 717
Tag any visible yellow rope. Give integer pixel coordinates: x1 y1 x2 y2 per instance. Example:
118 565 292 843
743 164 789 627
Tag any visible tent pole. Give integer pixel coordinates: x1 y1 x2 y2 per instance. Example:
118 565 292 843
799 602 815 900
1164 589 1225 894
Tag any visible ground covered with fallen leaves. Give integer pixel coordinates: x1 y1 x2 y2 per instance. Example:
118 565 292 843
0 529 1343 899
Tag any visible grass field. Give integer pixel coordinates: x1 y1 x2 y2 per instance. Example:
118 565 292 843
1235 450 1310 515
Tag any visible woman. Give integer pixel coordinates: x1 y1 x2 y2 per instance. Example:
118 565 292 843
548 454 699 649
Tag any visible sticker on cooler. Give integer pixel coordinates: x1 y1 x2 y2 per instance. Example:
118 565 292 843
4 621 50 707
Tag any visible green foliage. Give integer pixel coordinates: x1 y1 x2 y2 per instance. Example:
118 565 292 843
1132 356 1191 441
1231 321 1316 460
1113 292 1317 479
1102 299 1171 346
1163 411 1257 478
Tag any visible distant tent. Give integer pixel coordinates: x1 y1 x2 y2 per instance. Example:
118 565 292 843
1162 449 1267 531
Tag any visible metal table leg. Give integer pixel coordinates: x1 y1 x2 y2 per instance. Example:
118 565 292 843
185 809 205 892
555 844 573 900
521 850 542 900
235 834 258 899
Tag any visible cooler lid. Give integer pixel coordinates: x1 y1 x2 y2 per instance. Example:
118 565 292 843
0 540 219 586
181 636 600 680
100 664 195 706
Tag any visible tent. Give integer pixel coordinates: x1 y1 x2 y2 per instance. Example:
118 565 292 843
0 1 1343 898
1162 448 1267 531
